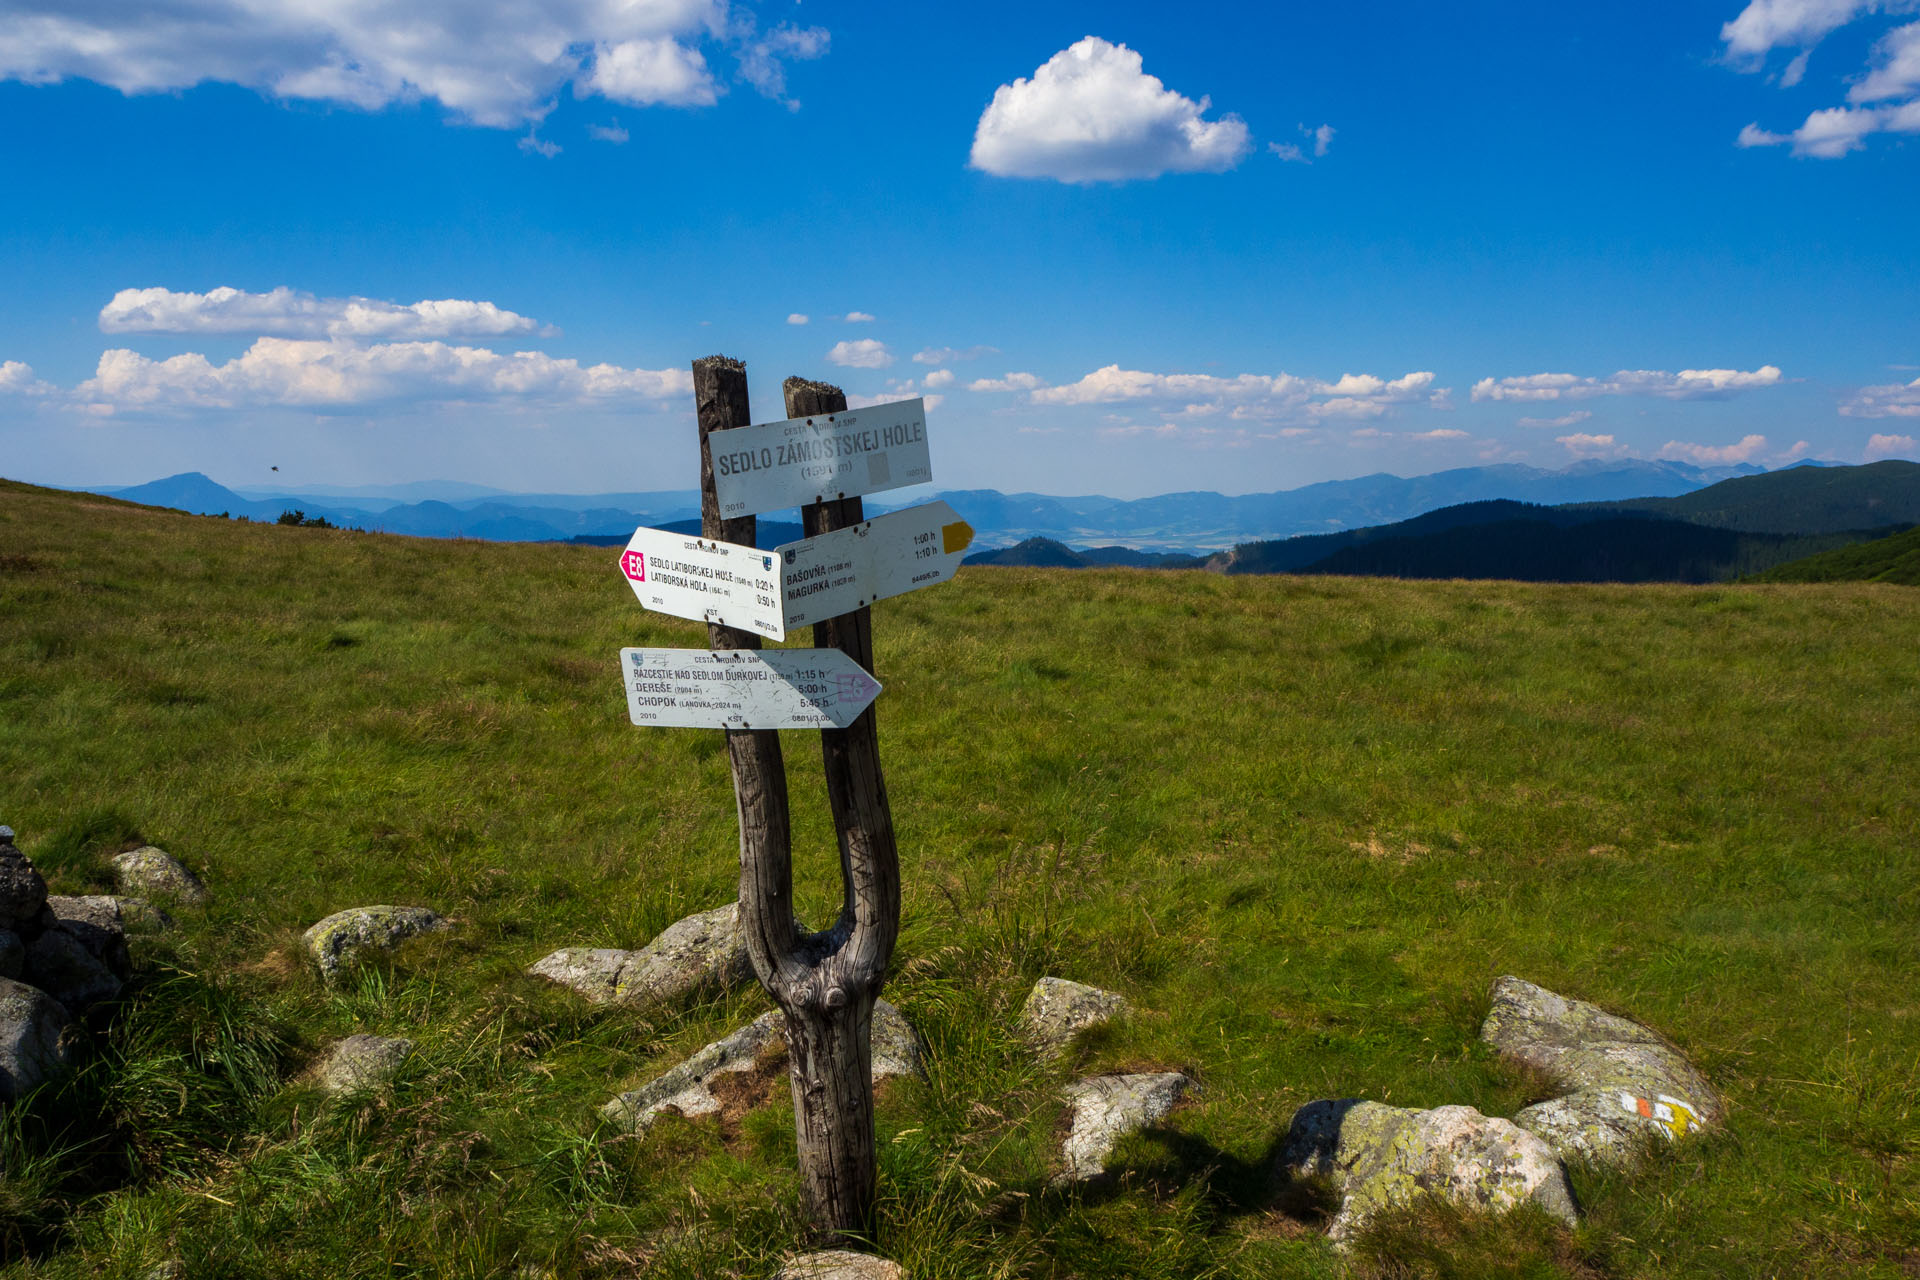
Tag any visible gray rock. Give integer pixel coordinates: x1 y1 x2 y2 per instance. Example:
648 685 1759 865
45 896 133 975
529 902 753 1008
0 930 21 980
603 999 927 1132
315 1033 415 1094
111 846 209 905
303 905 450 983
774 1250 905 1280
1481 975 1720 1164
1021 976 1128 1055
1055 1071 1195 1183
870 999 927 1083
602 1010 784 1131
24 897 133 1012
0 831 49 937
0 976 80 1100
1281 1099 1577 1244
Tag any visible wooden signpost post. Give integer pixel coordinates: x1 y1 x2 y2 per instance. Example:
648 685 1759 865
616 357 955 1239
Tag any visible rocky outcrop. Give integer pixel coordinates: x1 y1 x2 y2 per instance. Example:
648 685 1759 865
303 906 450 984
315 1034 415 1094
529 902 753 1008
1021 977 1128 1055
1055 1071 1195 1183
602 999 927 1132
111 846 209 905
0 976 80 1100
1481 975 1721 1165
774 1251 905 1280
1282 1099 1577 1244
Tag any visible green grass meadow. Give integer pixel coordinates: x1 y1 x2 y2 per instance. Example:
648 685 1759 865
1 477 1916 1278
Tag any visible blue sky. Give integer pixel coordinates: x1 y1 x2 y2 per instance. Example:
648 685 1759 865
2 0 1917 498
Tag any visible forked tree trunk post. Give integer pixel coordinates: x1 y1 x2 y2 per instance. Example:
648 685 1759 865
692 357 901 1240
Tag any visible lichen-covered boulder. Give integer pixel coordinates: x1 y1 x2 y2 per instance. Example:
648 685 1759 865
1282 1099 1577 1244
303 906 449 984
602 999 927 1132
529 902 754 1008
1055 1071 1195 1183
0 828 50 939
315 1033 415 1094
111 846 209 905
870 999 927 1083
0 976 80 1100
1021 977 1128 1055
1481 975 1721 1165
774 1251 905 1280
602 1010 784 1131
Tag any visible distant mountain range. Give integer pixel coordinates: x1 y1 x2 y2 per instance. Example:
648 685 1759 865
971 464 1920 584
78 457 1806 552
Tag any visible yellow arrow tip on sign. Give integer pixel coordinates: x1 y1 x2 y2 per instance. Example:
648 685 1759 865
942 520 974 555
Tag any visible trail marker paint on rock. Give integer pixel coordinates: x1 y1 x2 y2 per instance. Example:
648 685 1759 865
618 526 787 640
777 501 974 629
621 647 882 730
709 397 931 519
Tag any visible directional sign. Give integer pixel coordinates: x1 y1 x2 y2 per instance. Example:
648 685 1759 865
620 647 882 730
709 398 932 519
777 501 974 629
618 526 787 640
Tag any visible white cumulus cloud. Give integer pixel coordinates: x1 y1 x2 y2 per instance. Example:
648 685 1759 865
987 364 1441 426
1557 432 1625 458
0 360 53 395
1517 409 1594 429
842 311 876 323
921 368 955 389
968 371 1045 393
1720 0 1885 62
1843 374 1920 417
826 339 892 369
1864 431 1918 458
1471 366 1782 401
71 337 689 413
969 36 1252 183
100 286 546 341
1656 434 1771 465
1723 2 1920 156
913 345 997 365
0 1 827 130
787 313 809 325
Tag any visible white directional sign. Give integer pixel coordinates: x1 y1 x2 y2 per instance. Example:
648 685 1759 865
620 647 882 730
777 501 974 629
620 501 974 637
618 526 787 640
709 397 932 519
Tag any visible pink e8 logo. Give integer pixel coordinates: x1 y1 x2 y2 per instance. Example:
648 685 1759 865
621 551 646 582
